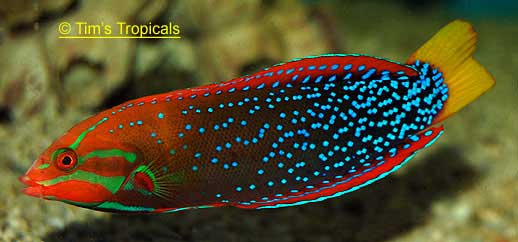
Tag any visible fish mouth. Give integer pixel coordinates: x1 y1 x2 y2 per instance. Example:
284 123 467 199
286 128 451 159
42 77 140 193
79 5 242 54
19 175 44 198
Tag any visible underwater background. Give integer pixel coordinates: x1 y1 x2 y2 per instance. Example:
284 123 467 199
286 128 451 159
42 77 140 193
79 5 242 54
0 0 517 241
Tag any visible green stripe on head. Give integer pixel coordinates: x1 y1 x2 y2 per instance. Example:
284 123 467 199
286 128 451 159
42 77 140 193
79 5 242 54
66 117 137 167
78 149 137 165
38 170 125 194
50 148 68 163
69 117 108 150
37 164 51 170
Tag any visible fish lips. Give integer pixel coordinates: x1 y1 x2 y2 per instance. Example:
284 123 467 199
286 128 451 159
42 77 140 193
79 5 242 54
20 175 114 206
19 175 45 198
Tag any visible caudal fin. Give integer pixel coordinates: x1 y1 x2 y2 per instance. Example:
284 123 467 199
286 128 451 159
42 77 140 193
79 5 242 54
407 20 495 124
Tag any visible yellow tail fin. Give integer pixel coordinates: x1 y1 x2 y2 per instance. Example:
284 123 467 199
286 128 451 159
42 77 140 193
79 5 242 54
407 20 495 124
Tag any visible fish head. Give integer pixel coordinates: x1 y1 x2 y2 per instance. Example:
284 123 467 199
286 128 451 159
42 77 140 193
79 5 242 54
19 116 142 209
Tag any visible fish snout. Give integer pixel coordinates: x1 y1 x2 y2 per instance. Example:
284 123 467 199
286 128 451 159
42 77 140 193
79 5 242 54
19 175 38 186
19 175 44 198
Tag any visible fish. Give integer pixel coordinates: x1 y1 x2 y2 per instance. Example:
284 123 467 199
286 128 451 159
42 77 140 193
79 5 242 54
20 20 494 213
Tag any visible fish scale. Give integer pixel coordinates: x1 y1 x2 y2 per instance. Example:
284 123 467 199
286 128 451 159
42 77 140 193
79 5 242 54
98 56 447 208
150 56 446 206
20 20 495 213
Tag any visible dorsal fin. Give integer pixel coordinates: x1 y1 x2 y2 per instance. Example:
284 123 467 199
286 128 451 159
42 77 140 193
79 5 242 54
118 55 420 107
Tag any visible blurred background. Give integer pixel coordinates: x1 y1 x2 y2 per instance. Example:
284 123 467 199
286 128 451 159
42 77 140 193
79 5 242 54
0 0 517 241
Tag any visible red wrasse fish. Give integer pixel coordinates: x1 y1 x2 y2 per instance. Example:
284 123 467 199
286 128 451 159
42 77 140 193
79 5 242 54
20 20 494 213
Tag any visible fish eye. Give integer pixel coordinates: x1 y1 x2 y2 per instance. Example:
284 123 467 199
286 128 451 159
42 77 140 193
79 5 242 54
54 148 78 171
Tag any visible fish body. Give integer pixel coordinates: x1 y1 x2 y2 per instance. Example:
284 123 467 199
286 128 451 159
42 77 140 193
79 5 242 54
20 20 495 213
